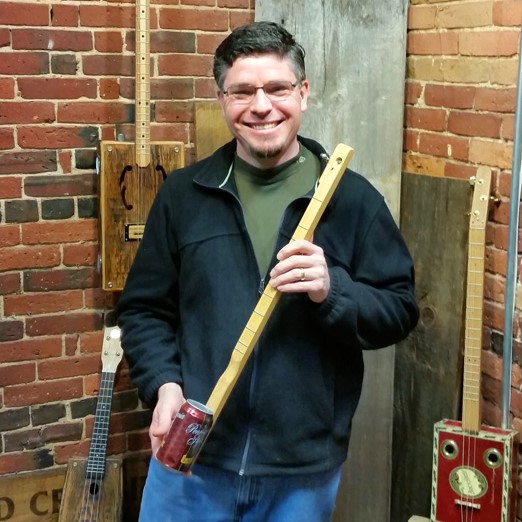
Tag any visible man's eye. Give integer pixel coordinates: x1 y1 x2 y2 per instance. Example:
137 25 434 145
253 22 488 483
265 83 290 96
231 87 254 97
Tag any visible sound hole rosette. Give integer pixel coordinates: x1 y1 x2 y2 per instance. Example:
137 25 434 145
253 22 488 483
440 438 459 460
484 447 503 469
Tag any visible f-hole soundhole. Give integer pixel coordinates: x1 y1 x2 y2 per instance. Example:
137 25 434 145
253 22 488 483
119 165 134 210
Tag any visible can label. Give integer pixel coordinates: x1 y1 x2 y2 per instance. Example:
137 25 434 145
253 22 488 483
155 399 213 472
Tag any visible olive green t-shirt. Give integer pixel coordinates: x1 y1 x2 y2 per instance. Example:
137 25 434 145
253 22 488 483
234 145 320 276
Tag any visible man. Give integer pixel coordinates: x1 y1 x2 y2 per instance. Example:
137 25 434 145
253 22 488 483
118 21 418 522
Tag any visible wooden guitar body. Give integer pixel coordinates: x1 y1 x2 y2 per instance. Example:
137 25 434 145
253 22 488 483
59 457 122 522
431 420 518 522
98 140 184 291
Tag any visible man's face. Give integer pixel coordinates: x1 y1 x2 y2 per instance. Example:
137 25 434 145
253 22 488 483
217 54 310 169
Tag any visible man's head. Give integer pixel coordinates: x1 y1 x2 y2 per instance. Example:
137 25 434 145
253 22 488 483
214 22 310 169
213 21 306 91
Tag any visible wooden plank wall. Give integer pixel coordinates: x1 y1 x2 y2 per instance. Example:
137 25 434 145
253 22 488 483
391 173 471 521
254 2 408 520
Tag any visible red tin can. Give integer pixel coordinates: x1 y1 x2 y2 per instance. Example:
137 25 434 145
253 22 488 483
155 399 213 472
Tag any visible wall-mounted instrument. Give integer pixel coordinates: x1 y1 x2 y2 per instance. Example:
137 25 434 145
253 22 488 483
98 0 185 291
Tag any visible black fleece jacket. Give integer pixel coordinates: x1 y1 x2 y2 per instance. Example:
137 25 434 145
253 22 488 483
117 136 419 476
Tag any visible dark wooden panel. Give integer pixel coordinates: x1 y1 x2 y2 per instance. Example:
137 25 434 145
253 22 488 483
391 172 472 521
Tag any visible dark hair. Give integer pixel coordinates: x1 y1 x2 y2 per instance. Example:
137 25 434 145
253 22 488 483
213 21 306 90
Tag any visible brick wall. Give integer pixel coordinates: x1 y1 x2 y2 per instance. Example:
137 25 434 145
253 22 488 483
0 0 254 477
404 0 522 515
2 0 522 515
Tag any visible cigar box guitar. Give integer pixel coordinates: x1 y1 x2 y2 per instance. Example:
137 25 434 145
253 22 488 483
98 0 185 291
430 167 519 522
58 326 123 522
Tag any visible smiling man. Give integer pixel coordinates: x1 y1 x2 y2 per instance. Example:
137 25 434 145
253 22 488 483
118 21 419 522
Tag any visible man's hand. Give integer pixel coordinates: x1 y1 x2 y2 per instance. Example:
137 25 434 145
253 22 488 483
150 382 186 456
269 239 330 303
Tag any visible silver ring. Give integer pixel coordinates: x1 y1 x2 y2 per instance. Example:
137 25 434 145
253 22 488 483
300 269 306 281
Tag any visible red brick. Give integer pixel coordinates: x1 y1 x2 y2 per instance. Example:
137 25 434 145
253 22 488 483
22 220 97 245
26 312 103 337
158 53 213 77
0 150 57 175
0 273 21 295
51 4 79 27
59 150 72 173
94 31 124 53
12 29 92 51
38 354 100 380
469 138 513 170
493 0 522 26
0 245 61 272
424 84 476 109
0 452 41 474
63 243 98 266
82 55 134 76
444 162 477 180
418 132 469 161
17 126 98 149
0 337 62 363
195 77 217 99
229 9 254 28
0 78 15 98
4 378 84 407
83 287 119 310
0 28 10 47
0 2 49 25
18 78 96 99
0 224 21 247
0 102 55 124
501 114 515 140
447 111 502 138
100 78 120 99
0 363 36 387
57 102 133 124
197 33 226 54
23 267 99 292
0 52 49 75
54 439 90 463
405 106 447 131
159 8 228 31
407 31 458 55
459 30 520 57
79 5 134 28
404 81 423 105
0 129 15 150
4 290 84 315
475 87 516 113
24 173 95 197
0 177 22 198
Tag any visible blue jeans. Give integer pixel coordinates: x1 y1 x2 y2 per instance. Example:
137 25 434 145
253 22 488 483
139 457 342 522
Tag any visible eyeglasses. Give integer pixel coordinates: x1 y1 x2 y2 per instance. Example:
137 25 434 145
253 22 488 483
222 80 300 104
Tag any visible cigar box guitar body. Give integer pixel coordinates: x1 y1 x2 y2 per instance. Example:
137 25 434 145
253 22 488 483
98 0 184 291
58 326 124 522
430 167 519 522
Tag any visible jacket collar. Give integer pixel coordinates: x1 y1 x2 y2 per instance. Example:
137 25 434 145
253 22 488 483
193 136 330 190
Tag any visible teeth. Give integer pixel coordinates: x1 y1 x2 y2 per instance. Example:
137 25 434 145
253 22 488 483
251 123 277 130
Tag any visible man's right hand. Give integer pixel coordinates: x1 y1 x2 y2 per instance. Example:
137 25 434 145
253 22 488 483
150 382 186 456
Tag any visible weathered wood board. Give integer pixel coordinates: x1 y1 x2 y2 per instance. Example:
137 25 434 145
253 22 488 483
255 1 408 520
194 101 232 162
0 454 149 522
391 173 471 521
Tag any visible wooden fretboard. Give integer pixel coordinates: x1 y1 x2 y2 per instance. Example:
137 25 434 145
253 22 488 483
461 166 492 432
135 0 150 167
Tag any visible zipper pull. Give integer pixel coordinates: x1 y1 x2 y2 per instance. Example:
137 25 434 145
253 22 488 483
258 277 265 294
